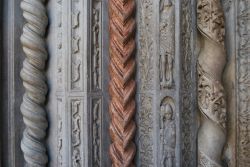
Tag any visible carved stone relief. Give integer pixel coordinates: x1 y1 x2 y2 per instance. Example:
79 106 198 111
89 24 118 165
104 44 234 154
138 95 154 167
89 0 103 166
57 98 63 167
138 0 154 91
136 0 155 166
92 0 102 91
181 0 197 166
160 97 176 167
237 0 250 166
197 0 227 166
3 0 249 166
159 0 175 89
92 99 101 167
71 0 82 90
109 0 136 165
20 0 49 166
71 100 82 167
56 0 63 89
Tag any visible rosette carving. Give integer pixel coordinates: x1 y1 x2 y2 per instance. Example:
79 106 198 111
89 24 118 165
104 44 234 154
197 0 227 166
108 0 136 166
20 0 49 166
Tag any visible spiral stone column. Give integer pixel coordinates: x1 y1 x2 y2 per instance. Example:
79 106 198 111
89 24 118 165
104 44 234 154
20 0 48 166
197 0 227 166
108 0 136 166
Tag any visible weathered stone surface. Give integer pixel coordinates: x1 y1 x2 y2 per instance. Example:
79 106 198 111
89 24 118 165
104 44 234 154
0 0 249 167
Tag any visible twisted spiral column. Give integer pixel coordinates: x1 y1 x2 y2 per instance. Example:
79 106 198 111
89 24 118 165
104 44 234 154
108 0 136 166
197 0 227 166
20 0 48 166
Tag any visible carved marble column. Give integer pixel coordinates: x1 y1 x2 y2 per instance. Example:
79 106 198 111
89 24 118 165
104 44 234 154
108 0 136 166
197 0 227 166
20 0 49 166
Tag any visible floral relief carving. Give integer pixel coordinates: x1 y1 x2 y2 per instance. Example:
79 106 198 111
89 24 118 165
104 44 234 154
197 0 227 166
71 100 82 167
71 0 82 90
138 0 154 91
237 0 250 166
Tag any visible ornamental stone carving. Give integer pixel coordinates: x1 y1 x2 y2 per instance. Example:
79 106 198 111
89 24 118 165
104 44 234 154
160 98 176 167
108 0 136 166
20 0 49 166
197 0 227 166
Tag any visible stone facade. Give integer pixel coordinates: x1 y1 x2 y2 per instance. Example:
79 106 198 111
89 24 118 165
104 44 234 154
0 0 249 167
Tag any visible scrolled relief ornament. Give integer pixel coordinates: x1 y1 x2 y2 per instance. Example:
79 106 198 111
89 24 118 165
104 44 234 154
20 0 49 166
197 0 227 166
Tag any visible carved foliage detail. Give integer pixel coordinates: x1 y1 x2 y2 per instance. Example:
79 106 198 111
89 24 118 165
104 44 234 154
57 99 63 166
138 0 154 90
92 99 101 167
197 0 225 44
197 0 227 166
71 100 82 167
237 0 250 166
181 0 195 166
198 64 226 129
138 96 154 166
92 0 102 91
71 0 82 90
57 0 63 88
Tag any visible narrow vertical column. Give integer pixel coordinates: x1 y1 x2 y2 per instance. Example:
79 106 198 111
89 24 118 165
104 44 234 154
108 0 136 166
197 0 227 166
20 0 49 166
236 0 250 166
181 0 197 166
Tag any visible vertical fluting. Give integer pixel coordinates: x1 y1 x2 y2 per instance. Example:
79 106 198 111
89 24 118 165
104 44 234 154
20 0 48 166
108 0 136 166
197 0 227 166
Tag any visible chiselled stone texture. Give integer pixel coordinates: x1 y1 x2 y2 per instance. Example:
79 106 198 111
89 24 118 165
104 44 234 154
108 0 136 166
136 0 154 166
181 0 197 166
20 0 49 166
159 0 175 89
237 0 250 166
197 0 227 166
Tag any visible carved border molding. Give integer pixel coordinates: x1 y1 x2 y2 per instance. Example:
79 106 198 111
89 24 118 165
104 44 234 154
136 0 154 166
20 0 49 166
237 0 250 166
108 0 136 166
181 0 197 166
197 0 227 166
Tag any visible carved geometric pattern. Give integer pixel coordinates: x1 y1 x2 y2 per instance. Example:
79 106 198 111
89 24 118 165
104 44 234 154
20 0 49 166
108 0 136 166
